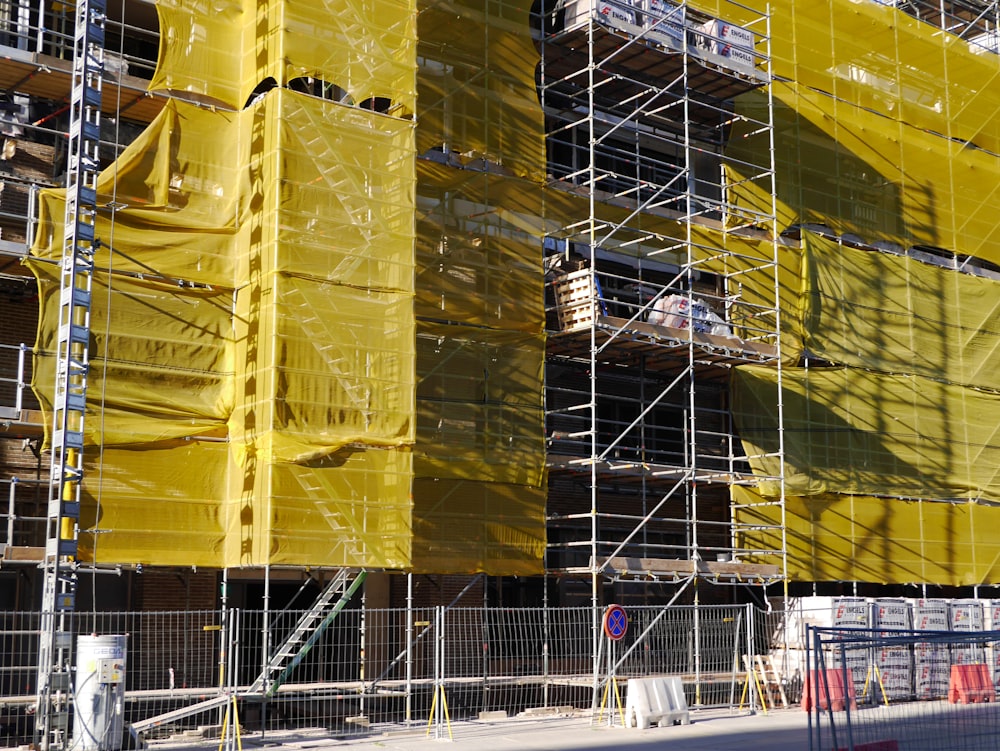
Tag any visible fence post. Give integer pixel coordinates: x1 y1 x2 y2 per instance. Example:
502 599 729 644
481 585 489 714
746 602 756 713
807 625 814 751
359 595 367 718
542 595 550 709
217 582 229 733
840 641 854 751
432 605 443 738
405 574 413 724
693 582 701 706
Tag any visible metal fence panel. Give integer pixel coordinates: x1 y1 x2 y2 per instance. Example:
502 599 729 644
0 602 769 746
808 627 1000 751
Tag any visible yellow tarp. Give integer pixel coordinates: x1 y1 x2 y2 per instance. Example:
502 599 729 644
415 325 545 487
734 486 1000 587
152 0 416 113
30 89 417 570
31 0 561 574
721 0 1000 264
410 0 550 575
415 0 544 179
412 162 548 575
732 364 1000 502
799 232 1000 390
30 263 233 446
77 442 231 567
411 479 546 576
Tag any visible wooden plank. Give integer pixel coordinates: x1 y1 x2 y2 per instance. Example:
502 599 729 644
2 546 45 562
601 555 781 579
597 315 779 361
0 48 165 124
1 409 48 439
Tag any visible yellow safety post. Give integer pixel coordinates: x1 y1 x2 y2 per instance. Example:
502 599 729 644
597 676 626 726
862 664 890 707
738 658 768 714
217 695 242 751
425 684 453 740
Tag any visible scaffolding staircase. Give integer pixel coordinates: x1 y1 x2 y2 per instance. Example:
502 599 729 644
248 568 366 696
129 569 365 740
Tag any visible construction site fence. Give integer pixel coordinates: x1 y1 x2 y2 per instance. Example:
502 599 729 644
0 602 791 745
806 626 1000 751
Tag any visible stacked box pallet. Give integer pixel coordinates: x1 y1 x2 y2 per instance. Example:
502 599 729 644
950 599 986 666
914 599 950 699
643 0 685 50
988 602 1000 689
552 270 597 331
833 597 870 630
874 598 913 700
831 598 870 697
775 597 835 680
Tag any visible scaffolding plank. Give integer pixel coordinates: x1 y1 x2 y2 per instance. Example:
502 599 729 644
128 693 232 737
1 546 46 562
600 555 781 579
0 48 165 123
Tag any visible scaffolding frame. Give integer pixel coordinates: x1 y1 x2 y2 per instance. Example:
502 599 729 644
537 0 787 697
34 0 107 747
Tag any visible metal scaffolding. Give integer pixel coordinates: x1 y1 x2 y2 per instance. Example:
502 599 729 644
35 0 106 747
537 0 787 621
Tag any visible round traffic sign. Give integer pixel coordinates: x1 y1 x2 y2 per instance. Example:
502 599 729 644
603 604 628 641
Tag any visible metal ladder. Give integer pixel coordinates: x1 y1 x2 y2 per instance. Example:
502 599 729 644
248 568 366 696
35 0 105 747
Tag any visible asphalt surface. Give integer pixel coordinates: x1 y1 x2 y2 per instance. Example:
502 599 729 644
149 709 813 751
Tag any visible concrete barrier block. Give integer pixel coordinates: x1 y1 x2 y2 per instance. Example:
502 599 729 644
625 677 690 729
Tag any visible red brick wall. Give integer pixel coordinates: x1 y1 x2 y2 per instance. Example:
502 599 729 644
136 569 219 611
0 139 57 244
388 574 485 609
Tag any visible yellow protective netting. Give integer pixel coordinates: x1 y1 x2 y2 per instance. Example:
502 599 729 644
415 325 545 487
415 0 544 179
721 0 1000 264
29 87 416 568
732 364 1000 502
152 0 415 113
229 91 416 568
798 232 1000 390
411 479 546 575
30 0 563 574
77 442 232 567
407 0 550 575
30 264 233 446
412 176 547 572
734 486 1000 587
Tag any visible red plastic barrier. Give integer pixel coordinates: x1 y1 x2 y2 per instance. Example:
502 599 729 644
801 669 858 712
948 664 994 704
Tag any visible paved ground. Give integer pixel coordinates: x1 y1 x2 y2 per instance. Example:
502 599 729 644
371 711 812 751
152 709 813 751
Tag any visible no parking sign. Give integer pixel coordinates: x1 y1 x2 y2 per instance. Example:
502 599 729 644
602 604 628 641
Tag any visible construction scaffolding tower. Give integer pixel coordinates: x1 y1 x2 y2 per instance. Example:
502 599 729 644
537 0 786 617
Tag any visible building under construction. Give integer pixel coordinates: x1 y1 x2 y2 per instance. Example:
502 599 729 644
1 0 1000 745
